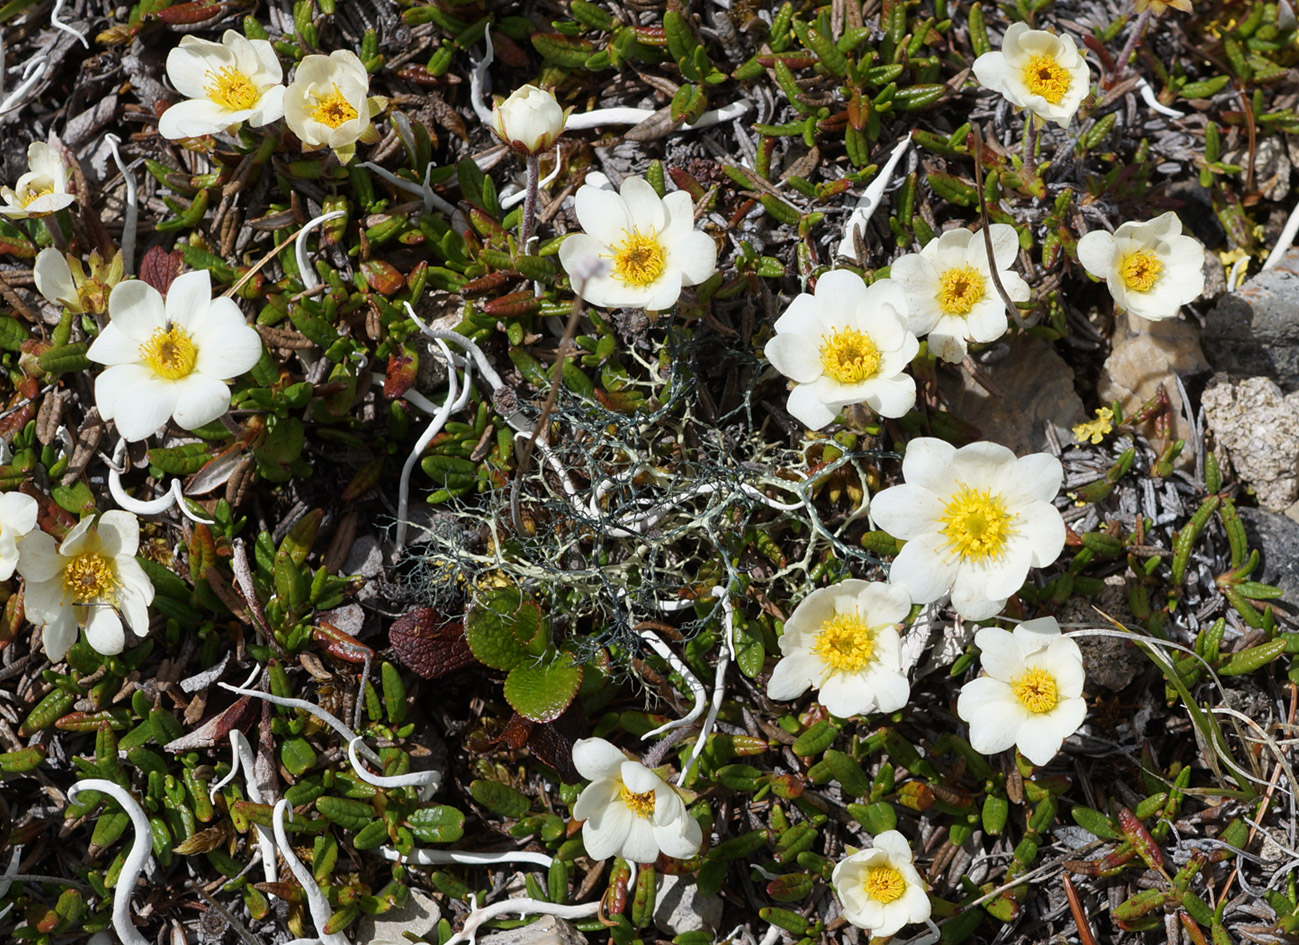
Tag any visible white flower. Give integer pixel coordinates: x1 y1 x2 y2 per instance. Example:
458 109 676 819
284 50 378 165
16 511 155 662
767 580 911 718
1076 212 1205 322
0 140 75 218
890 224 1030 363
832 831 931 938
571 737 702 862
763 270 918 429
0 492 38 580
956 617 1086 766
492 85 567 155
870 438 1065 621
34 248 122 315
158 30 286 140
87 270 263 442
558 176 716 311
972 23 1090 126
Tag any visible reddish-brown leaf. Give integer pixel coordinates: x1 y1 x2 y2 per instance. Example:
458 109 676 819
388 608 474 679
140 246 183 294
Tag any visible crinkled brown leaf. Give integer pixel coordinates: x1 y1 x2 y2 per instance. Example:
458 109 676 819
389 607 474 679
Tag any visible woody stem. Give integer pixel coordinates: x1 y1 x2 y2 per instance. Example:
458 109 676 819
520 153 540 254
1113 6 1153 82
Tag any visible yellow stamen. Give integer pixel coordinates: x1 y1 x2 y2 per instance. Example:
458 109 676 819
864 865 906 904
1022 53 1072 104
310 85 359 128
20 183 54 207
204 66 259 111
1120 250 1163 292
940 483 1013 561
1011 667 1059 713
63 552 116 603
811 612 877 675
139 325 199 381
819 327 881 385
619 784 656 818
936 264 986 316
611 231 667 287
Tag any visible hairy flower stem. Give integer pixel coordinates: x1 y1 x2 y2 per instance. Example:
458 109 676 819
1112 6 1153 83
520 152 540 253
1021 116 1040 180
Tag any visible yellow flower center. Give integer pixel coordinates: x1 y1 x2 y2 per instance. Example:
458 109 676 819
940 483 1013 561
1120 250 1163 292
611 231 667 288
619 784 656 818
819 327 881 385
63 552 116 603
1022 53 1072 105
20 183 54 207
310 85 359 128
811 612 877 675
864 865 906 904
937 264 986 316
1011 666 1059 713
204 66 260 111
140 325 199 381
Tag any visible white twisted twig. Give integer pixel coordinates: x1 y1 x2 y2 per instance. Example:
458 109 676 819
638 630 706 740
378 847 553 868
106 437 215 524
677 586 734 785
346 736 442 796
273 800 349 945
217 682 382 765
208 730 277 882
66 780 151 945
104 135 137 274
296 210 347 291
836 135 912 260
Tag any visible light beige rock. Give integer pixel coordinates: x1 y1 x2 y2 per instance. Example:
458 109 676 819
1097 310 1209 458
480 914 589 945
1201 374 1299 511
354 889 441 945
937 336 1087 455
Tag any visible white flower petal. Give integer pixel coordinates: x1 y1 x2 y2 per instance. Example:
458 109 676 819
96 511 140 558
85 607 126 656
574 185 633 248
886 532 959 605
106 280 167 341
572 737 630 781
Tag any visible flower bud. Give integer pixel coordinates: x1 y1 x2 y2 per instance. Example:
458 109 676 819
491 85 567 155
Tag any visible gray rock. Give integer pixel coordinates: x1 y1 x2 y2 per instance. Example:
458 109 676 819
1055 575 1144 692
1201 375 1299 512
1203 249 1299 389
1235 507 1299 609
354 889 441 945
937 336 1087 455
480 914 589 945
653 873 724 936
1097 310 1209 459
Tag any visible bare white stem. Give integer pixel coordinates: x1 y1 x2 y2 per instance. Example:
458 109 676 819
104 135 137 274
836 136 912 260
273 800 349 945
441 863 634 945
170 479 215 524
469 27 496 125
377 847 553 869
638 631 706 739
217 682 382 765
1135 78 1185 118
51 0 90 47
1264 196 1299 271
501 147 562 211
395 339 465 550
0 56 48 116
296 211 347 291
66 780 152 945
564 100 752 132
677 587 734 785
360 161 457 216
208 731 277 882
346 737 442 795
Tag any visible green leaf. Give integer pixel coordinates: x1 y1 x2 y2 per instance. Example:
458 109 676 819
400 808 456 848
504 651 583 722
469 780 531 818
465 587 549 670
280 737 317 777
